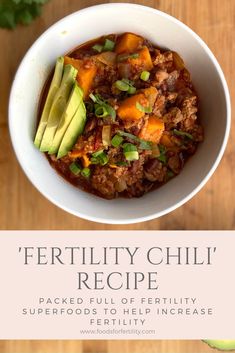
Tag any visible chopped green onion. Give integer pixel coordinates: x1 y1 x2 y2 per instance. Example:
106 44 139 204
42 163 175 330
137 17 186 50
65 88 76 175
92 44 103 53
115 80 129 91
128 86 136 94
91 150 109 165
103 39 115 51
117 130 138 140
111 134 123 147
136 102 152 113
90 93 116 121
122 78 133 84
123 143 137 153
157 144 167 164
140 70 150 81
104 104 116 121
116 161 129 167
99 153 109 165
69 162 82 175
115 78 136 94
117 130 152 150
139 140 152 150
124 151 139 161
81 167 91 178
95 105 109 118
173 129 193 140
123 143 139 161
117 53 139 62
92 149 104 158
89 93 97 102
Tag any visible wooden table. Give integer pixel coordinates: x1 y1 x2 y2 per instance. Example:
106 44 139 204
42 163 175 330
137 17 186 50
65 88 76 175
0 0 234 352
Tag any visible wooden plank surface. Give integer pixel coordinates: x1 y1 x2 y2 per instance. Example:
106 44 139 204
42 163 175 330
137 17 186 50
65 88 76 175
0 0 234 352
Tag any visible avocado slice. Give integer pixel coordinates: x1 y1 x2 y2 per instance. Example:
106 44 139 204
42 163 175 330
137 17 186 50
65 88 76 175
204 340 235 351
39 64 77 152
57 100 86 159
48 83 83 155
34 57 64 148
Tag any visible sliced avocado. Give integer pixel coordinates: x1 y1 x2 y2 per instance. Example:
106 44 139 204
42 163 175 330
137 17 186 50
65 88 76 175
34 57 64 148
39 64 77 152
57 100 86 159
204 340 235 351
48 83 83 155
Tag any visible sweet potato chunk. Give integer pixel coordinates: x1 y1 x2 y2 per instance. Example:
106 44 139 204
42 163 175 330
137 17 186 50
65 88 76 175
129 46 153 71
160 133 174 147
64 56 82 70
115 33 143 54
142 86 158 106
139 116 165 143
117 93 148 121
77 64 97 99
64 56 97 99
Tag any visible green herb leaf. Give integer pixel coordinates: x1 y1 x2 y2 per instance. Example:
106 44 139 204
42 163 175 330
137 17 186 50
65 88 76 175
0 0 48 29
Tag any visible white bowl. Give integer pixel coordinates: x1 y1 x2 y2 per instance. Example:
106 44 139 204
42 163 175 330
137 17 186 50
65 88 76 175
9 3 231 224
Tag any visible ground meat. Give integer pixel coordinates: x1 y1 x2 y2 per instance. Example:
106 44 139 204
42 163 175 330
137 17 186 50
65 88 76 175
166 70 180 91
154 70 169 85
123 117 146 133
163 107 184 129
166 92 178 104
126 153 146 185
153 95 166 117
180 114 197 131
84 117 97 133
191 124 204 142
91 165 127 198
167 154 182 174
144 159 167 182
153 50 173 66
181 96 198 117
42 33 203 200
